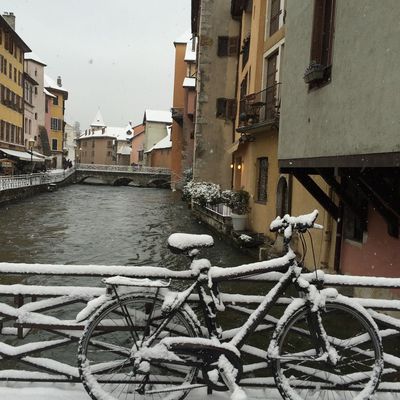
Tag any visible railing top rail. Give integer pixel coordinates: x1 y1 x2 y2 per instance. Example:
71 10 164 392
76 163 170 174
0 262 399 288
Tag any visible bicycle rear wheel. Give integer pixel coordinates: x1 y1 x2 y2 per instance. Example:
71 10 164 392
78 293 200 400
271 298 383 400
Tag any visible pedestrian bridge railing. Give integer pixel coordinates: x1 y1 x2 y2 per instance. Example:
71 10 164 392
0 262 398 392
76 163 170 175
0 168 75 192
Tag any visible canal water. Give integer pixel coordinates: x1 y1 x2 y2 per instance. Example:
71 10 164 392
0 184 260 369
0 184 255 276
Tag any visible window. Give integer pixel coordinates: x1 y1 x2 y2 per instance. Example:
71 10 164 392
256 157 268 203
0 120 4 140
53 95 59 105
9 64 12 79
309 0 336 86
13 67 16 82
216 98 236 120
51 118 62 131
107 140 113 148
28 119 31 135
138 150 144 162
264 51 278 119
92 140 95 148
45 99 48 113
34 86 37 94
52 139 58 151
269 0 282 36
107 151 112 157
10 125 15 143
217 36 239 57
35 112 37 120
241 36 250 68
5 122 10 142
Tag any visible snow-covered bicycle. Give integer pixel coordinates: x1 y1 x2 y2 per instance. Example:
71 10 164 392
77 210 383 400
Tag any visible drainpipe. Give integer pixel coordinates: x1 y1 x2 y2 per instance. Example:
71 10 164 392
231 12 242 190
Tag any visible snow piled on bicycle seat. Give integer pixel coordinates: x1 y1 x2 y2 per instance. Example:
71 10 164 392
168 233 214 249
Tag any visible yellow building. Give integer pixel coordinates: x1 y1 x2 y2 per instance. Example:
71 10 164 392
0 13 31 173
44 74 68 169
230 0 332 269
231 0 285 238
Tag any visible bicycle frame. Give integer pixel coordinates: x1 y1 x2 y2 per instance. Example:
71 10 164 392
143 252 323 356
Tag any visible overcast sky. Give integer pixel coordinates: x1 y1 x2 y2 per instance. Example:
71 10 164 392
1 0 190 129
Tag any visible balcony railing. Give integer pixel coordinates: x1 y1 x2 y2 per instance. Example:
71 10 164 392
238 83 281 129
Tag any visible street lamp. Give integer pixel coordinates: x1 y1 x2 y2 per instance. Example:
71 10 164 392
28 137 35 184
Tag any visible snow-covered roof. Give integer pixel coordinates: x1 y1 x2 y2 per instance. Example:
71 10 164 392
184 37 197 62
25 52 46 66
183 77 196 88
44 74 68 94
174 30 191 45
145 126 172 153
144 109 172 124
79 126 133 141
43 88 56 98
91 110 106 128
117 144 132 155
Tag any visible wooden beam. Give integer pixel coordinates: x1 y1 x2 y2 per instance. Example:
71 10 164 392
358 172 400 219
318 169 365 221
293 172 339 220
350 176 399 238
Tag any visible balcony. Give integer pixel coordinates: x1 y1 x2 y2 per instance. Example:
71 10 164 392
237 83 281 133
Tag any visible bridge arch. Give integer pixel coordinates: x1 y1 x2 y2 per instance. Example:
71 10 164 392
113 178 135 186
148 178 170 189
77 175 109 185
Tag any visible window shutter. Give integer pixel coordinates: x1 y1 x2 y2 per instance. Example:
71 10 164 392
228 37 239 56
226 99 237 120
217 37 229 57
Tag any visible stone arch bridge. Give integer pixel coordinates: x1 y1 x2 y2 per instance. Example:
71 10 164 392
75 164 171 188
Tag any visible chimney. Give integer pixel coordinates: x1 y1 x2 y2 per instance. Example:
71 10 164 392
2 12 15 30
57 76 62 87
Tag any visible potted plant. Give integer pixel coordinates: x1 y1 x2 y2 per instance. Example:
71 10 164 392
222 189 250 231
303 61 325 84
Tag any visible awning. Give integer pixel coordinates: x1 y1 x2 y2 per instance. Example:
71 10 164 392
0 148 44 162
30 150 53 161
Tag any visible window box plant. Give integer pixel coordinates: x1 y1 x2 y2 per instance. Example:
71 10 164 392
303 61 325 84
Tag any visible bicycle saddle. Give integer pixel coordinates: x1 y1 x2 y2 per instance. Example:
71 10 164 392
167 233 214 254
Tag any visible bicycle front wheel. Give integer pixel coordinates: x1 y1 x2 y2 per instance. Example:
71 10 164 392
271 298 383 400
78 293 200 400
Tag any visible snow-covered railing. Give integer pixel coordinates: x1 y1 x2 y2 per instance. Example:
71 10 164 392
206 203 232 217
76 163 170 175
0 262 399 392
0 168 75 191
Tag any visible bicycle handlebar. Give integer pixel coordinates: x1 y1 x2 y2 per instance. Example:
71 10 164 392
270 210 323 233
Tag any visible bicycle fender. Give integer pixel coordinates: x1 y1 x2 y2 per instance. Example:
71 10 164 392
76 294 111 323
